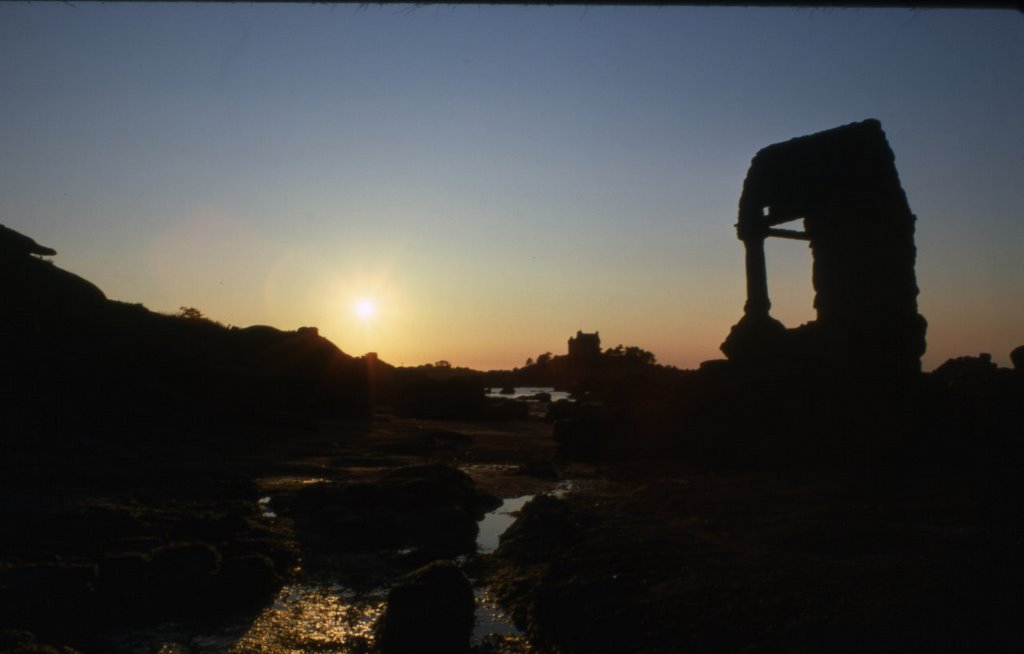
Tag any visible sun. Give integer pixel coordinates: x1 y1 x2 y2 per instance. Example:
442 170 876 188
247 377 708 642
354 298 376 319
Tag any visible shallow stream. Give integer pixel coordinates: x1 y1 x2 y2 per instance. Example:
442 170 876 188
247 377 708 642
115 482 566 653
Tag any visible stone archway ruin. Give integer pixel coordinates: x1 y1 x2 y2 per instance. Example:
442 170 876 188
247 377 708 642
721 119 927 377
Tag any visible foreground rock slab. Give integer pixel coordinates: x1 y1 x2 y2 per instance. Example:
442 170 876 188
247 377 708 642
375 560 475 654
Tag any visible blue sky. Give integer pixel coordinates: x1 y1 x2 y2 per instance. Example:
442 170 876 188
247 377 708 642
1 4 1021 369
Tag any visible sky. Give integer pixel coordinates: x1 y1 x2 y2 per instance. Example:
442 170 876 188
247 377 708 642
1 4 1021 371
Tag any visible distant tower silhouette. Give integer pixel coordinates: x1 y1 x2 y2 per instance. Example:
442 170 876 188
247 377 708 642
568 331 601 359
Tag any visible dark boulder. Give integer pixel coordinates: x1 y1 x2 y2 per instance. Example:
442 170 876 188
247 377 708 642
375 560 475 654
216 554 282 610
148 542 221 613
380 464 499 516
0 564 97 636
97 552 151 613
496 494 588 564
292 465 499 560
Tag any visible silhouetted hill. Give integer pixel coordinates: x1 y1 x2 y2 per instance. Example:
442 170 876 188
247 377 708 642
1 225 370 445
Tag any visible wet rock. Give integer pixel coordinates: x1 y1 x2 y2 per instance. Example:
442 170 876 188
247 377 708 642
97 551 151 611
496 494 588 564
292 465 499 559
0 629 80 654
148 542 220 612
380 464 499 516
223 536 299 573
5 505 143 559
375 560 475 654
217 554 282 609
151 541 221 579
168 511 250 543
0 564 97 636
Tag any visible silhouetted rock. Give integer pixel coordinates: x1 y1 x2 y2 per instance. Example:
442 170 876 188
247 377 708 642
375 560 475 654
0 224 57 257
1 225 371 443
722 119 927 378
932 353 1000 389
291 464 499 562
216 553 282 610
149 542 221 613
1010 345 1024 372
496 494 588 564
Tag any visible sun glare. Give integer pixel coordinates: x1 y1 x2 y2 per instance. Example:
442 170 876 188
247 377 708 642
355 298 376 319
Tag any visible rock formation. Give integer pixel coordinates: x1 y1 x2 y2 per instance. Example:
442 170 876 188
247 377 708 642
721 119 927 378
375 560 475 654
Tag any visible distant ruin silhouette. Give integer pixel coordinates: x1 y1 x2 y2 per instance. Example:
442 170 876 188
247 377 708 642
567 330 601 360
721 119 927 377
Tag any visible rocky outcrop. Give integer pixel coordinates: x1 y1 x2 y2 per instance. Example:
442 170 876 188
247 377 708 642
0 225 371 443
1010 345 1024 372
722 120 927 379
0 224 57 257
375 560 475 654
291 464 500 563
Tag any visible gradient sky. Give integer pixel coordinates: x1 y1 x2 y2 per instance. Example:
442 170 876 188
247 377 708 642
1 4 1021 370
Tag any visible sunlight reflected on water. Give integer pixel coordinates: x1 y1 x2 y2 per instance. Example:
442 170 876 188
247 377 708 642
230 583 385 654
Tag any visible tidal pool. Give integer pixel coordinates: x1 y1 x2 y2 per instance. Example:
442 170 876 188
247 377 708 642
119 482 567 652
476 494 534 553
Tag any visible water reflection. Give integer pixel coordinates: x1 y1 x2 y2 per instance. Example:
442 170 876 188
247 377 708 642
484 386 572 402
230 583 385 653
257 496 277 520
473 587 526 644
477 494 534 553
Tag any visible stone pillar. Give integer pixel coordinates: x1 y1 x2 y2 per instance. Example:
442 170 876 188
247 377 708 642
743 234 770 318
